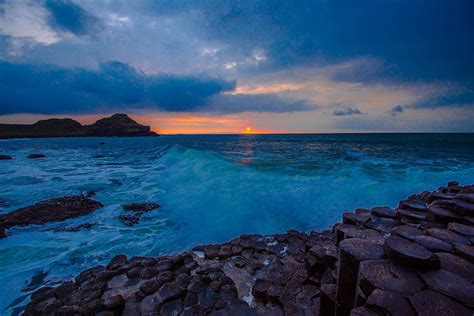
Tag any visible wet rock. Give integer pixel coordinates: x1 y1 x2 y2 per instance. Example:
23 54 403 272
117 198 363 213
343 212 371 226
0 155 12 160
359 259 423 296
397 208 426 221
410 290 471 316
436 252 474 282
448 222 474 236
365 216 401 233
0 195 103 230
419 269 474 307
426 228 470 245
370 207 398 219
366 289 415 316
390 225 424 241
414 235 453 252
399 200 427 212
27 153 46 159
118 214 140 226
457 193 474 203
123 203 160 214
431 199 474 216
426 205 464 223
453 243 474 262
384 235 440 269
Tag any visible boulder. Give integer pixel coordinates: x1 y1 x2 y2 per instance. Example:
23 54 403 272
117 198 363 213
453 243 474 262
0 155 12 160
370 207 398 219
123 203 160 214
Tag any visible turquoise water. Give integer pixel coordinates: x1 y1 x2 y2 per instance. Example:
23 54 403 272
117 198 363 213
0 134 474 314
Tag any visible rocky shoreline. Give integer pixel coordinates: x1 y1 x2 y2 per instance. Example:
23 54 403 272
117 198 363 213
13 182 474 315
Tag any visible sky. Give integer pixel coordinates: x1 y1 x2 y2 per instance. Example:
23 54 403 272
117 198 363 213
0 0 473 133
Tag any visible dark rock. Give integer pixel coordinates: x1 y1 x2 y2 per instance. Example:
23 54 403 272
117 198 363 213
431 199 474 216
414 235 453 252
399 200 427 212
397 208 426 221
140 279 161 295
390 225 424 241
419 269 474 307
0 155 12 160
103 294 125 310
448 222 474 236
359 259 424 296
411 290 471 316
118 214 140 226
0 195 103 230
366 289 415 316
365 216 401 233
453 243 474 262
436 252 474 282
123 203 160 214
56 222 93 232
384 235 440 269
350 306 379 316
448 181 459 187
107 255 128 270
370 207 398 219
457 193 474 203
342 212 371 225
27 154 46 159
426 205 464 223
188 280 205 293
320 284 336 316
426 228 470 245
160 298 182 315
336 239 385 313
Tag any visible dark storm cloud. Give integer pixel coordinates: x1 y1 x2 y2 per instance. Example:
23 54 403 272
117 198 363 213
0 60 236 114
333 108 365 116
389 105 405 116
44 0 101 36
206 93 314 114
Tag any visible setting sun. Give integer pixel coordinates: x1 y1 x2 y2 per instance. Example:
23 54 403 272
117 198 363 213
244 127 253 134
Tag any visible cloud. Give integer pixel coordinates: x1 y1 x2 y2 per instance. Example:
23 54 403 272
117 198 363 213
333 108 365 116
388 105 405 116
0 60 236 115
205 93 315 114
45 0 101 36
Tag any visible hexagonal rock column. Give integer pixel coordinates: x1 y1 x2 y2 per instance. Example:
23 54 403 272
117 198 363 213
384 236 440 269
335 238 384 316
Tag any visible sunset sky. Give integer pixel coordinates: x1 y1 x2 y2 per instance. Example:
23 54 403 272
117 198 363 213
1 0 473 133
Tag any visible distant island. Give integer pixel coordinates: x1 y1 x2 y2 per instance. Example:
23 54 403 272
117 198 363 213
0 114 158 138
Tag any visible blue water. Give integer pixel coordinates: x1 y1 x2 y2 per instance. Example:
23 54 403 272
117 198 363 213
0 133 474 314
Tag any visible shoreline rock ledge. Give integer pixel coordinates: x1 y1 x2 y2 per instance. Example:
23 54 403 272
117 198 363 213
25 182 474 315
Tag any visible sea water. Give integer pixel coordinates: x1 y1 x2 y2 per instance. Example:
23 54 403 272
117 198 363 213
0 133 473 314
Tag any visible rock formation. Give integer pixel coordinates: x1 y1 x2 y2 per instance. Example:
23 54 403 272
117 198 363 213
0 195 103 238
0 114 158 138
23 182 474 315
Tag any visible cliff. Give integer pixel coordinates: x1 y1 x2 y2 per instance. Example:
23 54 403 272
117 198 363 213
0 114 158 138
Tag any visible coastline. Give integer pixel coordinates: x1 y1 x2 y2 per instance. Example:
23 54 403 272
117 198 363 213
22 182 474 315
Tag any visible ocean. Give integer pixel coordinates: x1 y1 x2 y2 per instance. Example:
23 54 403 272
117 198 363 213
1 133 474 314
